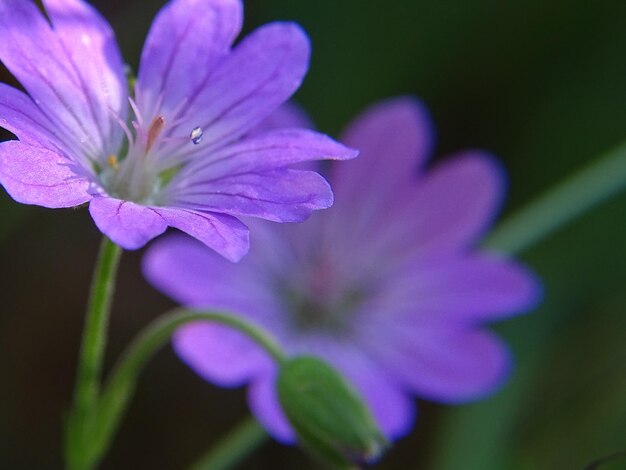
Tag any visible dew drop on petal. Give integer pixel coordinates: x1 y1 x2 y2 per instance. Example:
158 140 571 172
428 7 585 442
190 126 204 145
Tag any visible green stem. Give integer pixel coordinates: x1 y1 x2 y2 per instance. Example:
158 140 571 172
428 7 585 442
188 417 268 470
90 309 285 466
65 237 122 470
484 141 626 254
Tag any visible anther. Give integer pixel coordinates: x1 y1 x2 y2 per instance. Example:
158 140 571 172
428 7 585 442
146 116 166 152
190 126 204 145
107 154 119 169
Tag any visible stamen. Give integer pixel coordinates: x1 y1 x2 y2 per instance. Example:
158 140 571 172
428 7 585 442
190 126 204 145
128 97 144 127
146 116 166 152
107 105 134 146
107 154 119 169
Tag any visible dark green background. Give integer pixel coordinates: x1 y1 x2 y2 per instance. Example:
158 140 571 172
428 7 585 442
1 0 625 468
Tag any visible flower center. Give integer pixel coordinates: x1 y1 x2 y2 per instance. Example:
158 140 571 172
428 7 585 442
96 116 165 205
96 105 203 205
281 256 365 335
286 289 364 335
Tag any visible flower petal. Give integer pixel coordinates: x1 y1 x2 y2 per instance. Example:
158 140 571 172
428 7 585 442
405 152 505 254
176 22 310 151
320 98 435 264
0 141 91 208
249 102 314 136
168 169 333 223
143 234 276 307
136 0 243 118
361 152 506 261
151 207 249 261
89 197 167 249
335 357 415 440
248 371 296 443
175 129 356 180
173 322 273 387
331 97 434 214
42 0 128 149
375 254 540 323
366 325 512 403
0 0 126 160
0 84 59 149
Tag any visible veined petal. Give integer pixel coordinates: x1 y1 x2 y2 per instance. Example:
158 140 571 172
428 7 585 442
0 140 91 208
0 84 59 150
172 22 310 154
167 169 333 223
150 207 249 262
90 197 250 257
175 129 356 180
42 0 128 153
137 0 243 118
0 0 126 160
89 197 168 249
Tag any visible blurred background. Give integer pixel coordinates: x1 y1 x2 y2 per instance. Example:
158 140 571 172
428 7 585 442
1 0 626 468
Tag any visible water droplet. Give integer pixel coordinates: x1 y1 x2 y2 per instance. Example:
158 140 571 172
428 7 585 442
190 126 204 145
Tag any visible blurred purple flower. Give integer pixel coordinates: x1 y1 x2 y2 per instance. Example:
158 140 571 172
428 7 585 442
0 0 355 260
144 98 541 441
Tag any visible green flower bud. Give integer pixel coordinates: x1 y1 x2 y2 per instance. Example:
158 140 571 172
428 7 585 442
277 356 389 469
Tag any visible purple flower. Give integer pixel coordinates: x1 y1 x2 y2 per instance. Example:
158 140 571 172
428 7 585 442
143 98 541 441
0 0 355 260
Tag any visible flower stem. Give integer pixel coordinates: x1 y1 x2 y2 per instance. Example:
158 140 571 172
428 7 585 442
484 141 626 254
188 417 268 470
65 237 122 470
90 309 285 467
